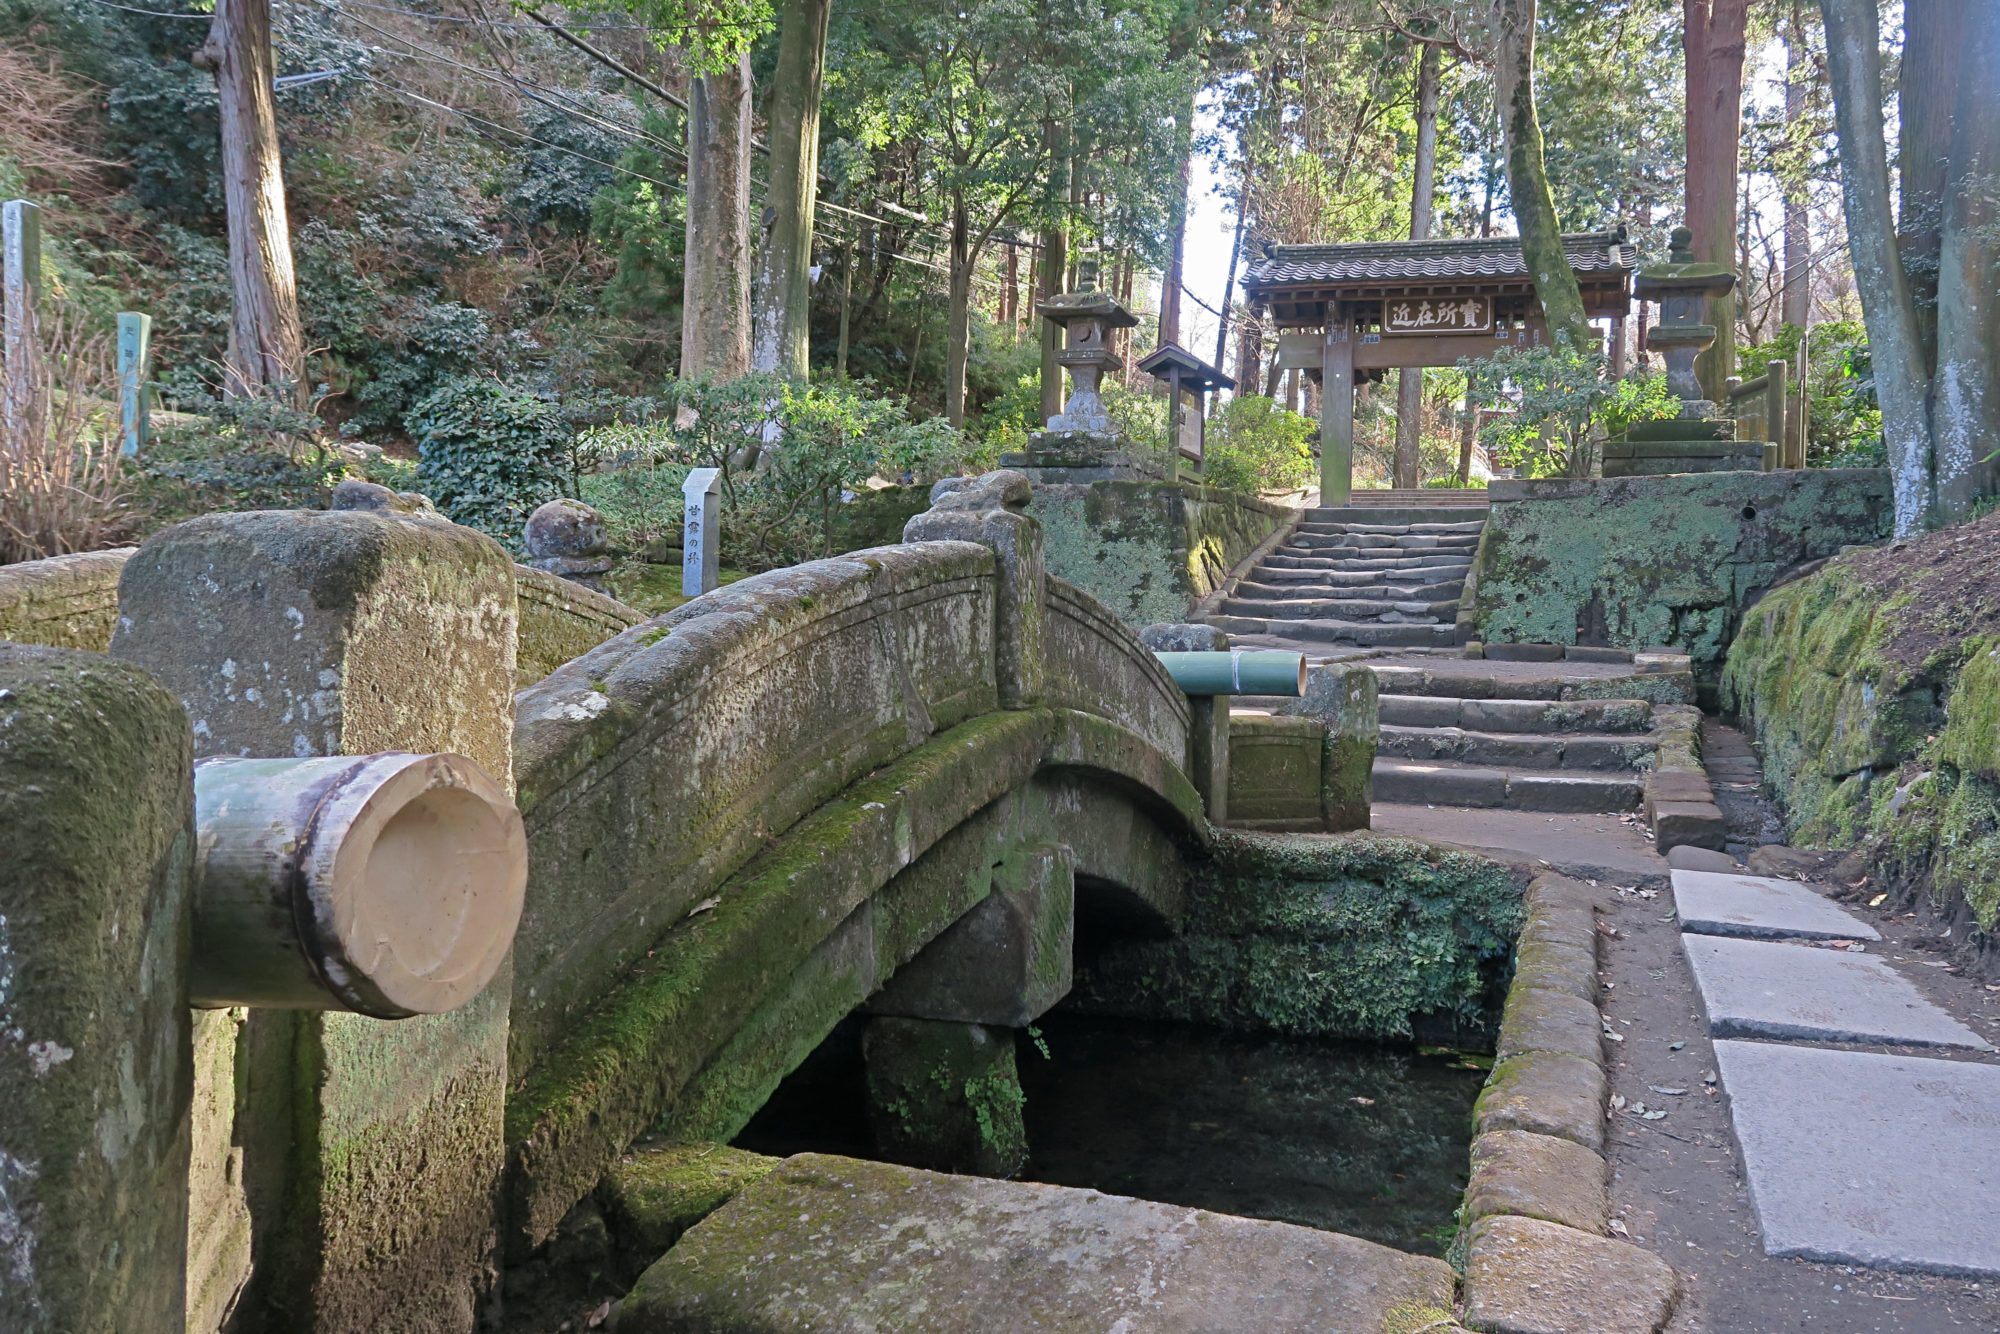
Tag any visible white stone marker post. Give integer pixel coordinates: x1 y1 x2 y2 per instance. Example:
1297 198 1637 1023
683 465 722 597
3 198 42 447
117 311 151 456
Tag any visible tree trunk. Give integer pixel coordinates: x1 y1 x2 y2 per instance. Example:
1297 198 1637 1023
945 197 973 427
1685 0 1749 400
1456 382 1478 485
1898 0 1952 371
1819 0 1934 533
1038 119 1071 423
749 0 831 380
1493 0 1593 350
1213 170 1250 371
682 54 754 379
195 0 305 405
1394 40 1442 489
1235 318 1261 396
1158 89 1197 348
1928 2 2000 520
1779 0 1813 328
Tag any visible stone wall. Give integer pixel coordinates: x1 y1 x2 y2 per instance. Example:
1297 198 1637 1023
0 547 134 649
514 563 645 686
1469 470 1892 675
1029 481 1293 628
1722 512 2000 953
1071 831 1526 1043
0 543 636 681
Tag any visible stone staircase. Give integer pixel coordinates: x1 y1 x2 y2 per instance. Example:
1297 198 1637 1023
1370 667 1660 814
1207 505 1487 650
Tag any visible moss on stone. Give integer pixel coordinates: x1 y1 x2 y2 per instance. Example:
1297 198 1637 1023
1471 470 1891 676
1071 831 1527 1041
599 1141 778 1257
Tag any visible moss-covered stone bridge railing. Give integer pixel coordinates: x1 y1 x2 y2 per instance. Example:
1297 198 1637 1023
504 484 1211 1251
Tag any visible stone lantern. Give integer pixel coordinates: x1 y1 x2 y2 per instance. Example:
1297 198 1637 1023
1633 224 1736 416
1035 267 1139 436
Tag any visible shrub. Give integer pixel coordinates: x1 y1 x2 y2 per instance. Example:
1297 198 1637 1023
410 375 569 544
0 309 128 563
1202 394 1316 494
1460 342 1676 479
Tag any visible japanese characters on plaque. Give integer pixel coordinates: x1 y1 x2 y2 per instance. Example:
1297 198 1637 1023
1382 296 1493 335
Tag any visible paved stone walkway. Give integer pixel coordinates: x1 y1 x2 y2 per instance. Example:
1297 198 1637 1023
1674 866 2000 1279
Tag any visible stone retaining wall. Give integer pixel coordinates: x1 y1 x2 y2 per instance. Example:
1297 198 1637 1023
1469 470 1892 676
1030 480 1293 628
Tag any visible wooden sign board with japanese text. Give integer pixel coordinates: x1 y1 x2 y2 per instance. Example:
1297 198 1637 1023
1382 296 1491 335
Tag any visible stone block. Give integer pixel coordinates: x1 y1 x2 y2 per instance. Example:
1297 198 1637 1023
906 504 1047 708
1651 800 1728 851
1561 645 1632 663
0 645 194 1333
616 1154 1456 1333
869 843 1075 1027
1186 695 1229 822
1485 641 1567 662
1462 1215 1679 1334
111 510 518 1332
1509 771 1640 813
1644 766 1712 811
598 1142 779 1260
1515 905 1596 956
1684 934 1991 1049
1671 868 1880 942
1376 759 1508 806
1465 1130 1610 1234
1138 621 1228 652
1379 693 1461 727
864 1017 1028 1177
1511 938 1599 1004
1713 1040 2000 1278
1495 985 1604 1066
1475 1052 1607 1153
1665 844 1741 873
1227 712 1330 830
1524 872 1603 916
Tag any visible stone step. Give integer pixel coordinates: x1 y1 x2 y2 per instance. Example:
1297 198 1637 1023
1252 566 1465 592
1327 493 1490 513
1268 551 1473 573
1285 535 1481 555
1371 665 1683 703
1289 526 1483 545
1223 596 1457 624
1206 613 1460 649
1295 517 1488 536
1372 756 1643 812
1378 694 1654 733
1379 723 1656 770
1234 576 1465 602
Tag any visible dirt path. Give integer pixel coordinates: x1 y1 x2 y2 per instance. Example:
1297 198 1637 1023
1592 722 2000 1332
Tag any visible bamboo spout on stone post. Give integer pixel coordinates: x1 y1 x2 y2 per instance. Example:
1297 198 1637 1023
191 751 528 1016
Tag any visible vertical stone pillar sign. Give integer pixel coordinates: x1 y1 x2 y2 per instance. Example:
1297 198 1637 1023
683 466 723 597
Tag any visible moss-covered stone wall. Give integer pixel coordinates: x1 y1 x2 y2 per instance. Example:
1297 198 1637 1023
1722 512 2000 946
1470 470 1891 674
1071 831 1527 1042
1029 481 1292 628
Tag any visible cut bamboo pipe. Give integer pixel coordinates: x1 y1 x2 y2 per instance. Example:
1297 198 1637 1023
1153 650 1307 697
191 752 527 1017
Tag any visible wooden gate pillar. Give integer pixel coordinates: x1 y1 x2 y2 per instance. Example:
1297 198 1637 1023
1320 316 1355 506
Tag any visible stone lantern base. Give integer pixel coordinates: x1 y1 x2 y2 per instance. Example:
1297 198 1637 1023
1000 429 1152 485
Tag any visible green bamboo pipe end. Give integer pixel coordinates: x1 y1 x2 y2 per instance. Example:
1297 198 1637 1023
1153 650 1307 697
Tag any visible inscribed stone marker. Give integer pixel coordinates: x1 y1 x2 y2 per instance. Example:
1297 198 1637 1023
3 198 42 447
117 311 152 456
682 465 722 597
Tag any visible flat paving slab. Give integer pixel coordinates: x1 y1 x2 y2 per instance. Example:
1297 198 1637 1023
1713 1040 2000 1278
616 1153 1456 1332
1671 868 1881 941
1684 934 1994 1050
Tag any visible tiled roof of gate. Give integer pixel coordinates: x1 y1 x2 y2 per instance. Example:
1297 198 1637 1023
1245 228 1634 289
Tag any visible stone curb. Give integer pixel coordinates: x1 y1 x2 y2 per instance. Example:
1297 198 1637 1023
1461 1216 1681 1334
1643 705 1726 854
1457 874 1681 1332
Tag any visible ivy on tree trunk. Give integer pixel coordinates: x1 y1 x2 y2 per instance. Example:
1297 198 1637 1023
1491 0 1592 353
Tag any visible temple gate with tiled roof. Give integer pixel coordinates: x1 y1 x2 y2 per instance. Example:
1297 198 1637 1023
1243 229 1636 504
